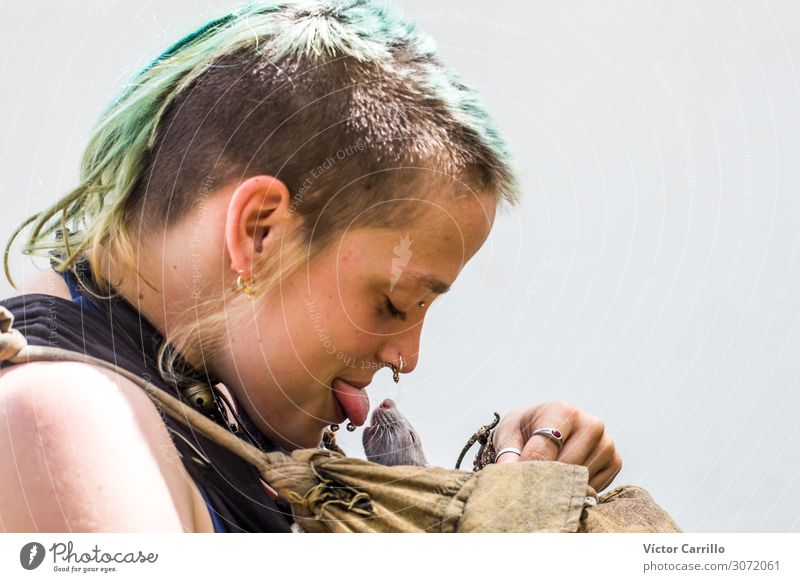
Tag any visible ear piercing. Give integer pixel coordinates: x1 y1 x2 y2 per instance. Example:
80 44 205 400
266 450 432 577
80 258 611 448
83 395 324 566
236 269 256 299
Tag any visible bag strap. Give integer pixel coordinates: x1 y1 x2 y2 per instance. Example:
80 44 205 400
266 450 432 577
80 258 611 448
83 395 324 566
0 305 287 473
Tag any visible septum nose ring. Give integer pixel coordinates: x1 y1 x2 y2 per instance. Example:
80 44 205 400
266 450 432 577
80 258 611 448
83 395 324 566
390 355 404 383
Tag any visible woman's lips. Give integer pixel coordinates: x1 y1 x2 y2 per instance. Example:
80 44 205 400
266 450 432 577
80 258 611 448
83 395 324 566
331 378 370 426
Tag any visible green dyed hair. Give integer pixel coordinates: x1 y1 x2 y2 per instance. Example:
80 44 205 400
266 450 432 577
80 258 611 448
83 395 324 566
3 0 522 377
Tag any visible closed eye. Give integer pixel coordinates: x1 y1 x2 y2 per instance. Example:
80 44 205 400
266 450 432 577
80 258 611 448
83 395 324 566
382 297 407 322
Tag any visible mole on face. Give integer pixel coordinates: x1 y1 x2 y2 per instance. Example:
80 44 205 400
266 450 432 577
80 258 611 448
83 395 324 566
362 398 428 467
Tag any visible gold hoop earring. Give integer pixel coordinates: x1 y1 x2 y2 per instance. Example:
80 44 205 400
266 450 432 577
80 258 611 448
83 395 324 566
236 270 256 299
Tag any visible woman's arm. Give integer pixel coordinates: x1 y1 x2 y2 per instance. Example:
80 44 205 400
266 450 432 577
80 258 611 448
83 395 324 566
0 361 204 532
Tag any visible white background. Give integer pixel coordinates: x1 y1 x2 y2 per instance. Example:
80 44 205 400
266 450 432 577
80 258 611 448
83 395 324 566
2 1 799 532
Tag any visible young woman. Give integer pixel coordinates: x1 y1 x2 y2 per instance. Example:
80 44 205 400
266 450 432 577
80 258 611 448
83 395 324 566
0 0 620 532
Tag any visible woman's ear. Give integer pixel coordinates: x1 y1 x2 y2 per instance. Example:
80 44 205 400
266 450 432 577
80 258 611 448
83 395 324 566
224 175 293 277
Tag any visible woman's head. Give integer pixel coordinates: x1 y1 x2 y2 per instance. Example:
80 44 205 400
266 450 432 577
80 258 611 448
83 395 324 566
209 172 496 448
6 0 521 448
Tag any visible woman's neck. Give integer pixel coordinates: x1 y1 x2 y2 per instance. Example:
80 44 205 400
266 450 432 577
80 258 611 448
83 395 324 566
96 195 232 371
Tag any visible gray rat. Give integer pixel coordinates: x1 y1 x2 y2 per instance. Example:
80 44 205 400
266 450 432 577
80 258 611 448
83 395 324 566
293 399 427 532
362 398 429 467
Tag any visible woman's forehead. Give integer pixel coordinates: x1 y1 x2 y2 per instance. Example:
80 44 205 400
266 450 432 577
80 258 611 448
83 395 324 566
339 221 483 258
328 224 484 287
308 195 495 287
356 195 495 244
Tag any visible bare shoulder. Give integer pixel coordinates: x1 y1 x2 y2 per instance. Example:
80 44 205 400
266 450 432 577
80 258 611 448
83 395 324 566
7 269 72 300
0 361 213 532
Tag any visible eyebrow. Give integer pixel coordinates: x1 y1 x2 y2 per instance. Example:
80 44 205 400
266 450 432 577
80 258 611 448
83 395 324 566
409 272 451 295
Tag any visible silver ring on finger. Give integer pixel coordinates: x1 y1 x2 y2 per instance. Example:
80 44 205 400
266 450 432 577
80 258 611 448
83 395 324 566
531 427 564 451
494 447 522 462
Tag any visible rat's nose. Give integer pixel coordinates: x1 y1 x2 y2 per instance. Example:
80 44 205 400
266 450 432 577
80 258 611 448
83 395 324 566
381 399 395 409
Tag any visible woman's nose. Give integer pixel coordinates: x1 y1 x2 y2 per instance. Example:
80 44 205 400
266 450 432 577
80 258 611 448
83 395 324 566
378 326 422 375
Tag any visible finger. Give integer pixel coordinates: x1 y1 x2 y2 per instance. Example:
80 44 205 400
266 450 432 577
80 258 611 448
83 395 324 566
520 434 559 462
491 409 526 464
583 437 616 478
518 404 576 463
494 448 523 464
588 452 622 492
492 428 524 464
578 437 617 489
557 417 607 466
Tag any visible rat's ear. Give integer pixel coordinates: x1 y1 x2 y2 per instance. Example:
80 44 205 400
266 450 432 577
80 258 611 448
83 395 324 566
224 175 294 278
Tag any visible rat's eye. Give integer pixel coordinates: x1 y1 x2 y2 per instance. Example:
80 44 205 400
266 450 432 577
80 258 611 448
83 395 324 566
380 297 407 322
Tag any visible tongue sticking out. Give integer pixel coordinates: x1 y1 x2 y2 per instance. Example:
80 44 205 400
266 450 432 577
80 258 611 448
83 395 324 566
332 378 370 426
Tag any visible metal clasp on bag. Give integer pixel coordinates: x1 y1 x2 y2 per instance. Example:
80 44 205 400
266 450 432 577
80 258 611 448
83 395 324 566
455 412 500 471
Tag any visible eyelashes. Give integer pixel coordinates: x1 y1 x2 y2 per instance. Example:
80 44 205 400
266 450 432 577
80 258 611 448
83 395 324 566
381 297 407 322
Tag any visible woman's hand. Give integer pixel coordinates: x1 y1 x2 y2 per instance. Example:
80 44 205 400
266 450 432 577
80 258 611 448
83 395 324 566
491 401 622 492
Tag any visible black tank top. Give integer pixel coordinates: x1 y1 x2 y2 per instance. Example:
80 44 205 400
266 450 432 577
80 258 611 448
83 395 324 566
0 256 294 532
